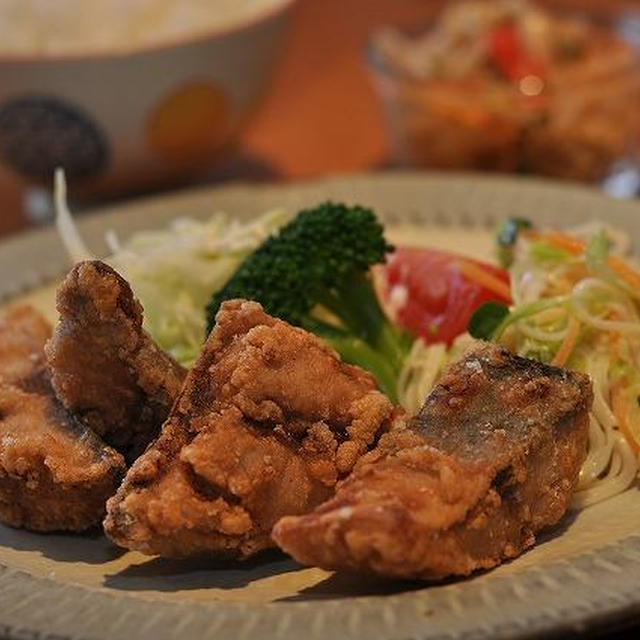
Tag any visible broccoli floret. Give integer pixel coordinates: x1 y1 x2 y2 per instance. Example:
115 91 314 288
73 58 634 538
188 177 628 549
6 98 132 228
205 202 412 401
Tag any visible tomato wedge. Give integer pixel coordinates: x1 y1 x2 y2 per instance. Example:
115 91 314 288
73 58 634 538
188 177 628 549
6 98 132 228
489 22 546 83
380 247 511 345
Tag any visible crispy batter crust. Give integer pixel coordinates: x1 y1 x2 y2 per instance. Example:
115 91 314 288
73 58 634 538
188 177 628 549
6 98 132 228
0 305 125 532
105 300 402 558
46 261 187 462
0 304 50 387
273 344 592 579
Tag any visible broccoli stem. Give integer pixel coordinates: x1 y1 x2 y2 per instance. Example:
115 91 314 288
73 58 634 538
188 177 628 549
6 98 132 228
376 320 413 372
301 317 399 402
328 335 400 403
332 271 411 373
313 288 366 340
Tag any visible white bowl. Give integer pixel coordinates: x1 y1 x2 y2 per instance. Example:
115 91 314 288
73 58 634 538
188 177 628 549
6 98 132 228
0 0 295 197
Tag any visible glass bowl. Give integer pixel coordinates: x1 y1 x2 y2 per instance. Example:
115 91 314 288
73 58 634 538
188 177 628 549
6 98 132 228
367 4 640 184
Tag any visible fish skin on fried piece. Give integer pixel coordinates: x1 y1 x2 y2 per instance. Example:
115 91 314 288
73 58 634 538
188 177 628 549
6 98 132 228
104 299 402 559
273 344 592 580
46 261 187 463
0 305 125 532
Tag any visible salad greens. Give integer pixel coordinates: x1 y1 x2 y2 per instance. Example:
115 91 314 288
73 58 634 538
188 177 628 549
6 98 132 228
468 301 509 341
109 211 289 365
205 202 412 401
54 169 289 366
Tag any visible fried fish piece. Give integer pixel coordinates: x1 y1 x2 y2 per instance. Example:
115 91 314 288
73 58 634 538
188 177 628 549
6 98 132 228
104 300 401 558
273 344 592 579
0 304 51 387
0 305 125 531
46 261 187 462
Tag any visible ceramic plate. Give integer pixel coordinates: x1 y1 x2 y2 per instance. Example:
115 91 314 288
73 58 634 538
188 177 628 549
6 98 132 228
1 172 640 640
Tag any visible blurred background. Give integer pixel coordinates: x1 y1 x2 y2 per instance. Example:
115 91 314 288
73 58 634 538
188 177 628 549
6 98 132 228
0 0 639 237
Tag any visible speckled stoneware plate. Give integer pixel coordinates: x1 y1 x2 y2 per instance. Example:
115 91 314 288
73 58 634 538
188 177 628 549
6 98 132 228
2 172 640 640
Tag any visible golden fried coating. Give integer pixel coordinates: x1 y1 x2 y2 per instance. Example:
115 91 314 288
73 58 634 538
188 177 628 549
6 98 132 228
105 300 402 558
0 305 125 532
0 304 51 387
273 344 591 580
46 261 187 462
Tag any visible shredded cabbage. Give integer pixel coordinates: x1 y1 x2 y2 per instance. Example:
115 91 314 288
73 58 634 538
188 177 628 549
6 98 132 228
54 169 290 366
54 169 93 262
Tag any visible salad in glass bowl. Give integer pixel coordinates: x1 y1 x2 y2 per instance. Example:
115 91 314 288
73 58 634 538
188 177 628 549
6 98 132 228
368 0 640 183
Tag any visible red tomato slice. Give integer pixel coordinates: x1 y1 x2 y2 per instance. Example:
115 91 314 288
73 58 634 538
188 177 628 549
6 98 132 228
489 22 546 83
380 247 511 345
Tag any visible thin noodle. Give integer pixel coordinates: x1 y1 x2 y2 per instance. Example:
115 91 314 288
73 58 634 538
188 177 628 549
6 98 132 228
577 414 614 488
517 319 568 343
572 434 637 509
398 340 447 415
591 377 618 431
572 279 640 334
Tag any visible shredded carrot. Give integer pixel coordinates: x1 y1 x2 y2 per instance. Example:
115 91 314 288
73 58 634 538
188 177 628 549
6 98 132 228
551 315 581 366
456 260 511 301
529 230 640 294
610 257 640 292
428 96 492 129
538 231 585 256
612 383 640 454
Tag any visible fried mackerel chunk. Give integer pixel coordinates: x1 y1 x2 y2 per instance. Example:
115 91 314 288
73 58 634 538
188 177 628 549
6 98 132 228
104 300 402 559
0 304 51 386
273 344 592 580
46 261 187 463
0 305 125 531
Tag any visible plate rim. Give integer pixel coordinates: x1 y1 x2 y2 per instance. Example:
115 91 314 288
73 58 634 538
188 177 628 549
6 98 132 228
2 170 640 640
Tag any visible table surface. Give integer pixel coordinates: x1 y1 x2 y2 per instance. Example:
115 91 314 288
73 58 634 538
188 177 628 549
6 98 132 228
1 2 640 637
